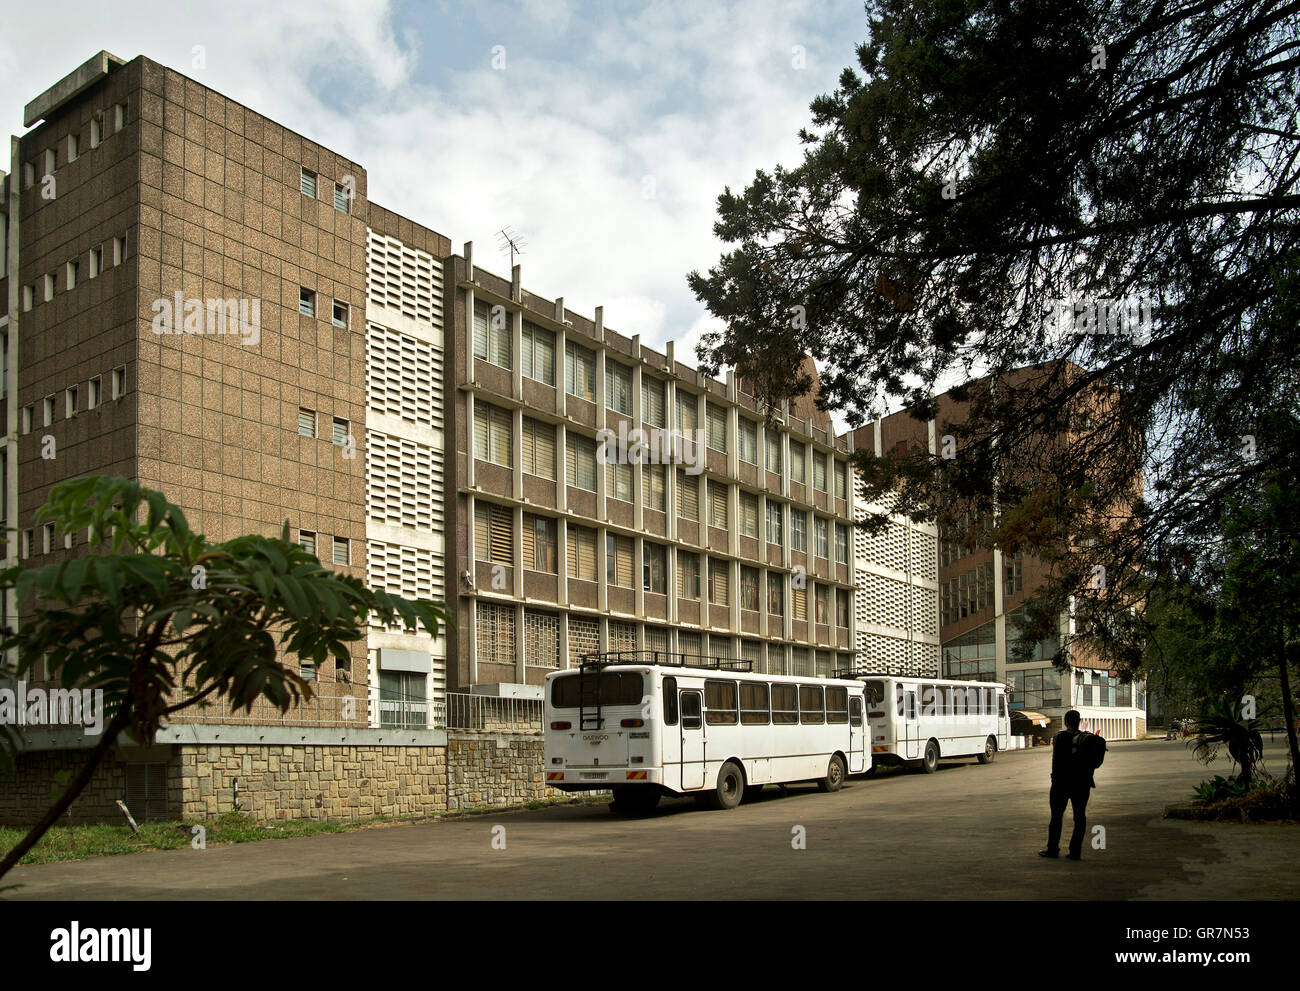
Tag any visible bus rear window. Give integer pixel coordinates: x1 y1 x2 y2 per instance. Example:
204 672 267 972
863 680 885 705
551 672 644 708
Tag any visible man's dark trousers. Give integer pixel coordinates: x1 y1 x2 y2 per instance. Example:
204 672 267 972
1046 781 1090 857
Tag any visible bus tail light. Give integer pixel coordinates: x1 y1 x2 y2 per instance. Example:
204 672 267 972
631 756 644 763
551 758 563 764
550 721 571 730
620 718 644 727
868 711 885 718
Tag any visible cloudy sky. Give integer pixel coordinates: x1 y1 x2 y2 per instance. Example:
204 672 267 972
2 0 872 420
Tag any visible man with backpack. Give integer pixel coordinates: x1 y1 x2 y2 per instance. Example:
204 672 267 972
1039 709 1106 861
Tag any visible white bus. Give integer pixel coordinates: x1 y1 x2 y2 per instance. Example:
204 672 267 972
544 654 869 812
857 675 1011 774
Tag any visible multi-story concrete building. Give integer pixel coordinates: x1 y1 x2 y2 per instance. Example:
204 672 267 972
0 51 939 823
443 254 862 689
847 416 941 678
865 368 1147 740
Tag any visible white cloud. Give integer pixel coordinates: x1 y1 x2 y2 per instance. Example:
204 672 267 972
4 0 866 399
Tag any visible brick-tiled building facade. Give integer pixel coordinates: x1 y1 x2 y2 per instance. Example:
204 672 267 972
862 369 1147 741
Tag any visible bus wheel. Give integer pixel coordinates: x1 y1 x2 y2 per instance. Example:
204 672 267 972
743 784 764 802
818 754 847 793
920 740 939 774
977 736 997 764
710 761 745 810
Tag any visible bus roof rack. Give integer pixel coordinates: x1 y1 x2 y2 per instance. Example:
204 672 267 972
577 650 753 673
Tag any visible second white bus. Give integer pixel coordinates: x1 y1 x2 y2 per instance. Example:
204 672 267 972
544 655 869 812
858 675 1011 774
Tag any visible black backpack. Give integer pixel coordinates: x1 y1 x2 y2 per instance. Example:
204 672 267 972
1072 730 1106 770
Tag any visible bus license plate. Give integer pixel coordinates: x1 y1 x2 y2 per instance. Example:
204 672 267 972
580 772 607 780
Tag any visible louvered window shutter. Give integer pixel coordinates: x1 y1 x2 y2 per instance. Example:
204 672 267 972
643 465 665 511
538 331 555 384
642 378 664 426
707 403 727 451
611 537 632 587
677 393 698 433
535 422 555 478
677 470 698 519
522 514 537 570
742 494 757 536
489 406 512 466
490 505 512 563
709 482 728 528
474 503 490 559
473 302 489 359
710 561 729 604
473 404 488 461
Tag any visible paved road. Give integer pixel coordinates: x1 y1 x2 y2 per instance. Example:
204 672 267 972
4 739 1298 899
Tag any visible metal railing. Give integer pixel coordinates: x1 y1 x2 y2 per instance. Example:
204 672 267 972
580 650 753 672
181 670 371 727
172 676 547 733
440 693 543 732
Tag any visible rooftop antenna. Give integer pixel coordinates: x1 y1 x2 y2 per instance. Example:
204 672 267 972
496 226 527 268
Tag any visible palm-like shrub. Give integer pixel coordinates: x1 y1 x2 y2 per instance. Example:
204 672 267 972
1189 697 1266 787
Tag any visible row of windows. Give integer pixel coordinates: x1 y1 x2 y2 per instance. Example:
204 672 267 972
470 304 849 494
1008 668 1062 710
20 367 127 433
21 102 127 189
300 167 353 214
20 235 129 312
18 515 352 568
474 502 852 623
940 564 995 626
299 288 350 327
889 682 1003 717
298 407 352 446
473 401 851 560
671 679 858 727
1074 669 1134 708
296 529 353 566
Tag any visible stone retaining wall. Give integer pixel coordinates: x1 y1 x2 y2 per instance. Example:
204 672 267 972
177 744 448 821
446 731 574 810
0 730 576 825
0 747 183 825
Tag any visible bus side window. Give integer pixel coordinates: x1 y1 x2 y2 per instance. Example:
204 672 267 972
800 685 825 725
740 682 769 725
772 684 798 724
827 687 848 724
1000 695 1008 717
664 677 678 725
681 692 702 729
705 680 738 725
849 696 863 726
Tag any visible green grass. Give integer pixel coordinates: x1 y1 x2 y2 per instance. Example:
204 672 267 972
0 794 610 866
